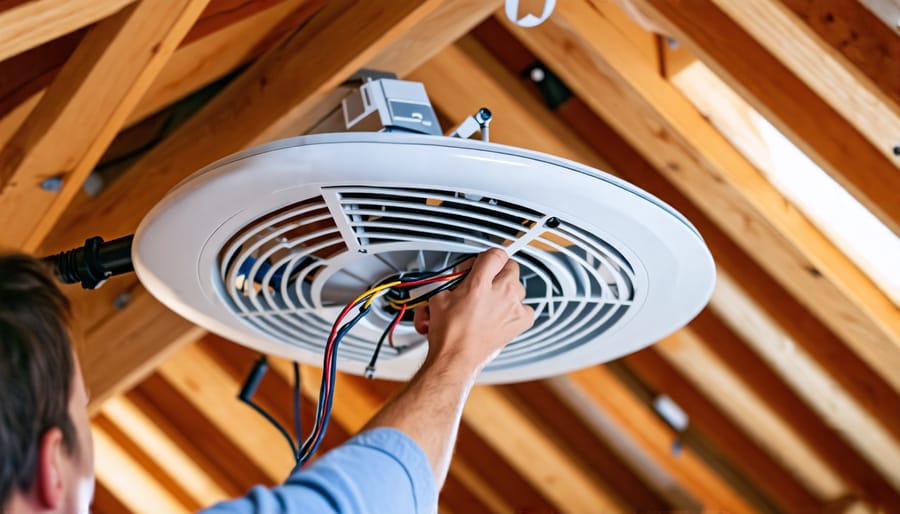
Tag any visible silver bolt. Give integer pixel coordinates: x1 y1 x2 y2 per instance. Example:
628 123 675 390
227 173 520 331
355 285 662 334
530 67 546 82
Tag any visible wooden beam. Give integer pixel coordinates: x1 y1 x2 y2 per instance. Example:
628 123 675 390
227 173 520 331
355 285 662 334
499 3 900 394
503 381 672 511
92 418 191 514
567 367 753 513
0 0 211 252
775 0 900 109
627 343 831 511
542 375 702 510
84 286 204 414
627 0 900 235
127 0 324 126
91 481 134 514
463 385 627 513
686 310 900 507
0 0 135 63
0 0 321 140
39 0 442 255
100 395 231 508
251 0 505 145
133 373 273 493
712 270 900 485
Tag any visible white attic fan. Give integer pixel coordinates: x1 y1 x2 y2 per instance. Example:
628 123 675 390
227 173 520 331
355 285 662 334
129 74 716 384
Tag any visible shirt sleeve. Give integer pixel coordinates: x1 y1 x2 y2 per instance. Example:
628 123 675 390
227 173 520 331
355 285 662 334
198 427 437 514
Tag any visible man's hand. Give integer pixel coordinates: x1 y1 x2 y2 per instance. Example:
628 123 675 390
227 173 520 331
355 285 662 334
413 248 535 373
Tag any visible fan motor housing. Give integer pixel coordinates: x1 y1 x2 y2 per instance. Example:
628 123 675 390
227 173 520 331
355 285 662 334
134 132 715 383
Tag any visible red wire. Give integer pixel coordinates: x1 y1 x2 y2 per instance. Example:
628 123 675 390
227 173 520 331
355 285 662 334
307 270 466 459
388 303 407 348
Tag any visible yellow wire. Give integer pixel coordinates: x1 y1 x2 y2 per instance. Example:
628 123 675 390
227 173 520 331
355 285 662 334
360 273 462 310
355 281 401 309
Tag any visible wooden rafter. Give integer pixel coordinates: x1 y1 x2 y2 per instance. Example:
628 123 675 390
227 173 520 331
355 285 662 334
567 367 753 512
649 332 847 500
626 0 900 235
498 2 900 396
39 0 443 254
504 381 673 511
84 287 204 414
0 0 211 252
777 0 900 109
0 0 134 63
686 310 900 507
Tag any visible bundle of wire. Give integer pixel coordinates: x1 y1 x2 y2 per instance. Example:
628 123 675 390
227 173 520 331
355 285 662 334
296 259 472 465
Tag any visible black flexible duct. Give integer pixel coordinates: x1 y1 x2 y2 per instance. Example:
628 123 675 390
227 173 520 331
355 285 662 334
44 235 135 290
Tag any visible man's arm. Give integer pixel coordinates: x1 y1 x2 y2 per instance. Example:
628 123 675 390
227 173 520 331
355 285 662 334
364 248 534 487
201 248 534 513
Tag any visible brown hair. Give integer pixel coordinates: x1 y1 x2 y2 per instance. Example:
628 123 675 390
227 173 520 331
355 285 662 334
0 253 78 505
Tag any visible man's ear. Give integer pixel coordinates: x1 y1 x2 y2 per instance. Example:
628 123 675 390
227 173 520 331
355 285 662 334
36 428 66 510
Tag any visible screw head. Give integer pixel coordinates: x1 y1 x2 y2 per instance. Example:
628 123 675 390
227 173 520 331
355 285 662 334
530 67 546 82
40 176 63 192
545 217 561 228
892 145 900 156
358 248 368 254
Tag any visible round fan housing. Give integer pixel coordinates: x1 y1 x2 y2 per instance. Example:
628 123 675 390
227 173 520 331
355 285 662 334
133 132 715 383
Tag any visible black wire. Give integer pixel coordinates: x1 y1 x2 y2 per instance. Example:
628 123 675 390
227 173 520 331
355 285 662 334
387 254 477 283
293 361 302 446
366 309 404 378
401 275 466 306
239 396 299 460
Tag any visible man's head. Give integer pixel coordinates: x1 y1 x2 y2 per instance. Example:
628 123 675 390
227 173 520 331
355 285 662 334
0 254 94 514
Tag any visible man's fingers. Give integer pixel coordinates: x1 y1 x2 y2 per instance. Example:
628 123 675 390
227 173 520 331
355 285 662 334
493 257 520 285
413 304 430 335
466 248 509 287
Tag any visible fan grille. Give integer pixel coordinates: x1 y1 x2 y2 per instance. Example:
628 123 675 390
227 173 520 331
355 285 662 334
216 186 638 371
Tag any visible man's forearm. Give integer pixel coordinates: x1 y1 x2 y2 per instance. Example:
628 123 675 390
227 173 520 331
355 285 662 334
363 355 478 489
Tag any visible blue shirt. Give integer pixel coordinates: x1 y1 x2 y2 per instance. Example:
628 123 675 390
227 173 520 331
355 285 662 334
199 428 437 514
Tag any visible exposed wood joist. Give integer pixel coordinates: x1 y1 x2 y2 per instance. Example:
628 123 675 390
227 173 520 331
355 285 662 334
629 346 829 513
0 0 134 63
39 0 441 254
649 333 847 501
133 373 274 493
100 395 231 508
503 381 673 511
711 270 900 483
776 0 900 109
626 0 900 236
685 310 900 507
566 367 753 513
83 286 204 413
498 2 900 395
407 37 611 168
0 0 321 140
92 417 191 514
566 95 900 445
0 0 211 251
464 385 627 513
